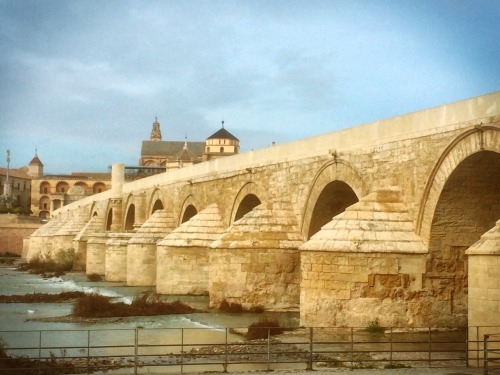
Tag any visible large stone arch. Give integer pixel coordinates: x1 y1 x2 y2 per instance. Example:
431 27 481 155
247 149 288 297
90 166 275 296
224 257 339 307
229 182 263 225
412 125 500 327
417 125 500 241
301 159 367 240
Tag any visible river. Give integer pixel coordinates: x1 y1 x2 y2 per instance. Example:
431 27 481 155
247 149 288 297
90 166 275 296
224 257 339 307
0 260 301 373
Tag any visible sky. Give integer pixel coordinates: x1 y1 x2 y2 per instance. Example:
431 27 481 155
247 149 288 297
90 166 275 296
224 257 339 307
0 0 499 175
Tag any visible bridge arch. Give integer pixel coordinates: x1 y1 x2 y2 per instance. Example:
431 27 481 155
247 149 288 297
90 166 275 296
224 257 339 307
417 125 500 240
147 188 165 216
230 182 263 224
124 204 136 231
123 194 136 231
301 159 366 240
179 195 198 224
414 125 500 326
106 208 113 231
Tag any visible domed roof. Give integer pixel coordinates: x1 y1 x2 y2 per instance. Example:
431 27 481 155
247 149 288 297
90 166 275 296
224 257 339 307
207 121 239 141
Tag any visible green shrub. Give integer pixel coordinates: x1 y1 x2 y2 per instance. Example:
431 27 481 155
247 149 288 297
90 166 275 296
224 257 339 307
366 318 385 334
86 273 103 282
246 318 284 340
17 248 75 276
72 292 199 318
219 299 264 313
219 299 243 313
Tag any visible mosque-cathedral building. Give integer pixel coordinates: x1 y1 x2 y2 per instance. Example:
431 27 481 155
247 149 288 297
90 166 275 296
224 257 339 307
1 119 239 219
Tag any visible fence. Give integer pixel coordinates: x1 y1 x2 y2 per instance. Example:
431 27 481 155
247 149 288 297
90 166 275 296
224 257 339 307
485 333 500 374
0 326 496 374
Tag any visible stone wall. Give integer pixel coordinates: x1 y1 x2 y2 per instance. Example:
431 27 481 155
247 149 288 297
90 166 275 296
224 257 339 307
300 251 426 327
0 215 42 255
209 248 300 311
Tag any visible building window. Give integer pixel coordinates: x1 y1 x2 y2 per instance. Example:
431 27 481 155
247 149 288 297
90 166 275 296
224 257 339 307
220 147 224 153
207 147 210 153
43 203 48 209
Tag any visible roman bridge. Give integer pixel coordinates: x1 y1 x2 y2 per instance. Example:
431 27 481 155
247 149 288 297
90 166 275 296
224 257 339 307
25 92 500 334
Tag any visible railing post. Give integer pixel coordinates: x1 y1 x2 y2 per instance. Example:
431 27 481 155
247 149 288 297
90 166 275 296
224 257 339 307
484 334 489 375
223 328 228 373
306 327 313 371
267 328 271 372
87 330 90 375
428 327 432 368
181 328 184 374
134 327 139 375
477 326 481 368
390 327 393 367
38 330 42 373
350 327 354 370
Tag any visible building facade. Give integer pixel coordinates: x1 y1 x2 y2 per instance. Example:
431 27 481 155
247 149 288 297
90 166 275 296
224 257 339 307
139 118 239 167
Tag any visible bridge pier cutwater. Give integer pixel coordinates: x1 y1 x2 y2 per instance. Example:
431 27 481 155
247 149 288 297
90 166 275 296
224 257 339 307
25 92 500 359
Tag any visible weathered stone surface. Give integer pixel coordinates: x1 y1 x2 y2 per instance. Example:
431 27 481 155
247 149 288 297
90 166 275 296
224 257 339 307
105 232 134 282
300 187 427 327
26 216 66 261
157 204 225 295
467 220 500 332
86 232 109 275
127 209 176 286
210 200 303 311
73 214 105 271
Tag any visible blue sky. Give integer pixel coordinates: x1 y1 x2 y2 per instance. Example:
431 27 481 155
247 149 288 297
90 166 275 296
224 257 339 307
0 0 499 174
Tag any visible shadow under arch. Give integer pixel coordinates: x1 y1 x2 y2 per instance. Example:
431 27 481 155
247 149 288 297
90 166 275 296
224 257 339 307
413 124 500 327
230 182 263 225
147 188 165 216
179 195 198 225
125 204 135 230
301 159 366 240
417 125 500 241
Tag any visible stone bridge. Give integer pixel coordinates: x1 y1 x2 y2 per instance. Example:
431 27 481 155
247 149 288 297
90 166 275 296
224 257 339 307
25 92 500 333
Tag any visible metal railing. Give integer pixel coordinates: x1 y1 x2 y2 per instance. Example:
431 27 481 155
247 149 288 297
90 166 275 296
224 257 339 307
0 326 494 374
485 333 500 374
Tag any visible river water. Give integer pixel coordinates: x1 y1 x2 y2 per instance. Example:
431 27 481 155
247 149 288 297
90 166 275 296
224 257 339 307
0 260 301 372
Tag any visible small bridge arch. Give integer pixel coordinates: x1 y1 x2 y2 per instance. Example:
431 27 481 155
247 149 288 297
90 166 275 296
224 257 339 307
230 182 263 225
179 195 198 224
301 159 366 240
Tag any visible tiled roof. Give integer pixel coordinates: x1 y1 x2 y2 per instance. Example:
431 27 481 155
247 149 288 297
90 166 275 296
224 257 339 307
0 167 32 180
29 156 44 166
207 128 239 141
141 141 205 156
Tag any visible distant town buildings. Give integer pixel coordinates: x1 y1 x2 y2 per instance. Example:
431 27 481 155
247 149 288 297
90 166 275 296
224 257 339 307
1 118 240 218
140 118 239 167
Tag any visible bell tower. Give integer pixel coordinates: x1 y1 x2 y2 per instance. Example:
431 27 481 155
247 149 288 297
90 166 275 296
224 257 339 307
150 117 162 141
28 149 44 178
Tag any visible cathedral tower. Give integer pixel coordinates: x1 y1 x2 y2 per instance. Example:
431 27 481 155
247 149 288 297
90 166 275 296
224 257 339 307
150 117 162 141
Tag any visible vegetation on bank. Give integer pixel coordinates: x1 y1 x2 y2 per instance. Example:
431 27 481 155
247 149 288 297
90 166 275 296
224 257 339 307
72 292 200 318
0 291 87 303
17 249 75 278
86 273 103 282
0 252 19 265
0 195 31 215
246 318 285 340
218 299 264 313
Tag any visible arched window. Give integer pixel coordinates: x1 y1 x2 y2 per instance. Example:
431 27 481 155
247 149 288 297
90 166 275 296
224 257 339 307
56 181 69 193
93 182 106 194
40 182 50 194
220 147 224 153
